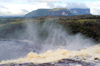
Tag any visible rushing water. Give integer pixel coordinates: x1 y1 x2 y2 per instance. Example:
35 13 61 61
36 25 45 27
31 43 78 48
0 44 100 65
0 39 39 62
0 18 98 64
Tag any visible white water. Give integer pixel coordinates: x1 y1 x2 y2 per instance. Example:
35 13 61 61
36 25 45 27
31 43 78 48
1 44 100 64
0 18 97 64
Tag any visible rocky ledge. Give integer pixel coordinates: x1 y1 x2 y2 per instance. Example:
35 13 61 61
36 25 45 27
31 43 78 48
0 58 100 66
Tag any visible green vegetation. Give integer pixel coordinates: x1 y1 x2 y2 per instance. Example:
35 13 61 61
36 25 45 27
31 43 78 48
37 15 100 43
0 15 100 43
51 8 69 11
0 18 25 38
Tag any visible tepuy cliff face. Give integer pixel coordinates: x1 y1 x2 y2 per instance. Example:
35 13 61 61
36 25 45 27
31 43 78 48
70 8 91 15
25 8 74 17
25 8 91 18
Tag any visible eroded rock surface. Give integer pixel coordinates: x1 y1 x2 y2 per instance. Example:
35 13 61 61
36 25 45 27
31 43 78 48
0 58 99 66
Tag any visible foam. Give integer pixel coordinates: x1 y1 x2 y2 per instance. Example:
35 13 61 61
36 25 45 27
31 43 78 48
0 44 100 64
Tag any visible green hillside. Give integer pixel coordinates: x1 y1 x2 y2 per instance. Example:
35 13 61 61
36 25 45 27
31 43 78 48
0 15 100 43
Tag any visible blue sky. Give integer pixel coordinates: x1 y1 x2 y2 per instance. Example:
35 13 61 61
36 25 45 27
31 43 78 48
0 0 100 16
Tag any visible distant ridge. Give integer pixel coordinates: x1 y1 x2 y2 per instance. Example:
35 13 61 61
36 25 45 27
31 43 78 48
25 8 74 18
25 8 91 18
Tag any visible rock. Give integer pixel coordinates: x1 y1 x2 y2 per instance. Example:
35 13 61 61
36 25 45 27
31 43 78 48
0 58 98 66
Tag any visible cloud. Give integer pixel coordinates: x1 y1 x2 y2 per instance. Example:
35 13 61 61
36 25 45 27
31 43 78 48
0 0 100 16
46 3 55 8
86 1 100 15
0 2 50 16
0 10 12 16
0 0 61 3
28 0 61 2
0 12 7 16
66 2 88 9
0 5 8 10
91 8 100 15
0 0 11 2
21 9 29 12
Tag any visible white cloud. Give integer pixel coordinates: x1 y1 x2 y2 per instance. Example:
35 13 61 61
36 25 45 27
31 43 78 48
91 8 100 15
0 0 100 16
29 0 61 2
86 1 100 15
66 2 88 9
0 2 50 16
0 0 61 3
0 0 11 2
21 9 29 12
0 0 61 16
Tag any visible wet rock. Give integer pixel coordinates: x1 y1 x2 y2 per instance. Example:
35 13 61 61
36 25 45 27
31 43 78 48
57 59 95 66
0 59 99 66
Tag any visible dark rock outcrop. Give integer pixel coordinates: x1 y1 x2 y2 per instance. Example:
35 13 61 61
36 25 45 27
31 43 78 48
0 58 99 66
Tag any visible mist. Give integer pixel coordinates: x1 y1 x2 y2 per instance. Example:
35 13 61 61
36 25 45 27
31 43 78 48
0 17 96 62
22 17 95 51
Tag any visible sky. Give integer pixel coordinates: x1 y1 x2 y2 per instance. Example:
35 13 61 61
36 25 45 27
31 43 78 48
0 0 100 16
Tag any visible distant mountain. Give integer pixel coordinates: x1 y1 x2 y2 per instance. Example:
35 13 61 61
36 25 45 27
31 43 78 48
25 8 91 18
25 8 74 17
70 8 91 15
